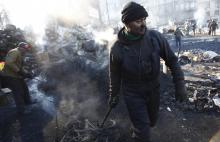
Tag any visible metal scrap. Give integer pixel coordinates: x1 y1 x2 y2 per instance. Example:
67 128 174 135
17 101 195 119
60 119 119 142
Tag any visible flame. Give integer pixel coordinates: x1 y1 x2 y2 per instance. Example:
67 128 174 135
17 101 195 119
0 62 5 70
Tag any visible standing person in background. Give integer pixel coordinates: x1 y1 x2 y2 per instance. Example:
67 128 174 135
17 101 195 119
174 27 184 47
2 42 33 115
185 22 190 36
174 27 184 56
211 20 218 36
109 2 187 142
208 20 212 35
192 23 196 36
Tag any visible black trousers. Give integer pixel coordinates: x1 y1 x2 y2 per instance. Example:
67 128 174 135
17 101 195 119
175 37 181 47
123 83 160 142
2 76 31 113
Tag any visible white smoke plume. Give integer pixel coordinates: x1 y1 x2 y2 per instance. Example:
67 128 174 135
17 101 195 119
0 0 100 44
194 8 206 27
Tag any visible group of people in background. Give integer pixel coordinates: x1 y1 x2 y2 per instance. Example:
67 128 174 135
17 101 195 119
208 19 219 36
174 19 219 50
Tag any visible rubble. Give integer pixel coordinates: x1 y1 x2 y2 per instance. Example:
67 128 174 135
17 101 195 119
35 25 220 142
178 49 220 64
212 94 220 108
0 24 25 61
0 24 39 79
60 119 120 142
203 51 218 61
178 55 191 65
1 18 220 141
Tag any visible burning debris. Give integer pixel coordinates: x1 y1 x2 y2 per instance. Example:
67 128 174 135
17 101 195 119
34 25 119 142
0 24 25 61
60 119 120 142
0 0 220 141
0 22 219 142
33 22 220 141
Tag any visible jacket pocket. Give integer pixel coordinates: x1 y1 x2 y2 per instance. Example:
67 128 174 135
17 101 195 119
141 60 152 75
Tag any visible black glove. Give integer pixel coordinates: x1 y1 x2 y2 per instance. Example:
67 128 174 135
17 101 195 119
17 70 33 79
108 95 119 108
175 81 187 102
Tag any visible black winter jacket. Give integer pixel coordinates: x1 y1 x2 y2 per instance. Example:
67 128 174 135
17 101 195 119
109 28 184 96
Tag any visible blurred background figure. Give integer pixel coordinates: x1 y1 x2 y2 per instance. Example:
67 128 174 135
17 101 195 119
210 19 218 36
1 42 33 115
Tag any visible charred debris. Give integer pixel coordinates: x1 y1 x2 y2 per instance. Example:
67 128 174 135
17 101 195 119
0 23 220 142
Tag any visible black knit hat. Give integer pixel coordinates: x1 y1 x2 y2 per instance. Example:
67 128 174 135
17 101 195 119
121 1 148 23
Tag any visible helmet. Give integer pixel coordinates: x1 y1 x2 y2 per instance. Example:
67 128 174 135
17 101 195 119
18 42 30 49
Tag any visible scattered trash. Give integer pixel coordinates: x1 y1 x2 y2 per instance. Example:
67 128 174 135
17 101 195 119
60 119 120 142
213 94 220 108
188 98 194 103
179 50 220 63
178 55 191 65
167 107 172 112
203 51 218 61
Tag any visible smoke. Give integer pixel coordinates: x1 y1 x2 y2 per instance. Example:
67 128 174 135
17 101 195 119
93 28 116 45
56 73 102 120
0 0 99 44
168 19 175 27
194 8 206 27
39 60 108 127
29 77 56 116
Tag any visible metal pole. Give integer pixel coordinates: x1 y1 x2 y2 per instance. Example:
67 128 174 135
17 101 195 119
100 107 112 128
97 0 103 24
105 0 110 24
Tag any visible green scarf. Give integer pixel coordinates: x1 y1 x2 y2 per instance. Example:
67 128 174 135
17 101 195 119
123 30 142 41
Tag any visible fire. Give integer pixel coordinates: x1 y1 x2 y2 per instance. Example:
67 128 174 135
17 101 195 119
0 62 5 70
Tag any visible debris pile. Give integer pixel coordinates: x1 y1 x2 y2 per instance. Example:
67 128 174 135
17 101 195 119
0 24 25 61
163 49 220 113
0 24 39 78
60 119 120 142
159 47 220 114
35 24 220 141
186 82 220 111
36 25 117 141
179 49 220 64
38 25 109 94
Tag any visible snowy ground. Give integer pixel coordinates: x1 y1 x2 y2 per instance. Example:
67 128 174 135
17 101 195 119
169 35 220 54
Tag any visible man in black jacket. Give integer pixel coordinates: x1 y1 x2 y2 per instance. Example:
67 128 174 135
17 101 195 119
109 2 187 142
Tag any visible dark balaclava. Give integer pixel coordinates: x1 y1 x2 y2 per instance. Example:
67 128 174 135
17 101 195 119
121 1 148 24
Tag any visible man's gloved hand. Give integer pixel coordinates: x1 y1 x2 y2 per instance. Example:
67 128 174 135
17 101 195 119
108 95 119 108
175 81 187 103
17 70 33 79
